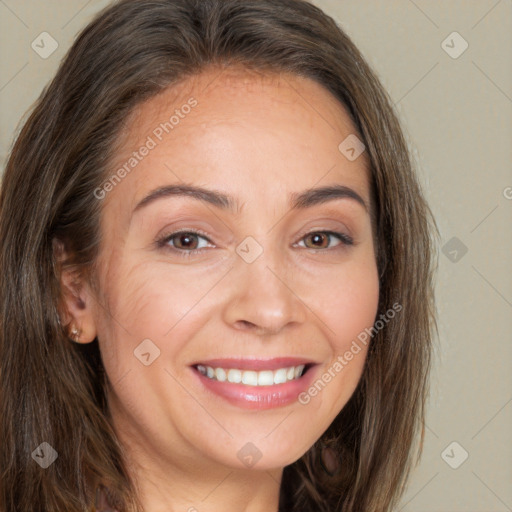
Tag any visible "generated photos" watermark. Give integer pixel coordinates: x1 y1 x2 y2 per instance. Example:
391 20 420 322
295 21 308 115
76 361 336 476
94 97 198 200
298 301 402 404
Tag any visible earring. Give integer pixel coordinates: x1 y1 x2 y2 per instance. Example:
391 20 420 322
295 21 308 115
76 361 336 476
70 325 81 342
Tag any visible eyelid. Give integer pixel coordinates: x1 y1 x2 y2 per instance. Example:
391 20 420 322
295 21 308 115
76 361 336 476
156 228 213 249
301 230 353 246
294 223 354 244
156 226 354 258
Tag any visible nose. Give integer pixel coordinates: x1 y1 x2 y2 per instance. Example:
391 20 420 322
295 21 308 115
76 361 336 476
222 245 308 337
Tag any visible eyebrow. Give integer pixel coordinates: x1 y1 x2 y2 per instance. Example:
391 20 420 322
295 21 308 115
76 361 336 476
132 183 369 217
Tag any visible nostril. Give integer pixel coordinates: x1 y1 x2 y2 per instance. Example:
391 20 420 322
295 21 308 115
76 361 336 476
237 320 255 329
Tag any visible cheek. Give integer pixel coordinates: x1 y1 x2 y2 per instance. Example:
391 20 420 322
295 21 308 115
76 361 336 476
328 274 379 348
95 257 212 373
99 246 379 347
313 252 380 346
305 255 379 410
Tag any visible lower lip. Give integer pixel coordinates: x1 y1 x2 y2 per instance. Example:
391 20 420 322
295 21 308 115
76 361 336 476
191 365 318 410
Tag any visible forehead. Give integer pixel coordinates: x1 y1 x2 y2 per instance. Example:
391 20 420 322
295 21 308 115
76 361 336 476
104 65 371 218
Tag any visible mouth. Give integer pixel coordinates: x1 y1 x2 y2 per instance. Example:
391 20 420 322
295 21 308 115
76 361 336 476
193 362 314 386
189 358 318 410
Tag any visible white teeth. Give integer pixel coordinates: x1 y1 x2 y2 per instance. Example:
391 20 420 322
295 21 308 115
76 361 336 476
215 368 226 382
258 371 274 386
196 364 307 386
241 371 258 386
273 368 287 384
227 369 242 383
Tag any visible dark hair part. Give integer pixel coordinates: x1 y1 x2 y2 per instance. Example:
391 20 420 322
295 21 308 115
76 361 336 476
0 0 438 510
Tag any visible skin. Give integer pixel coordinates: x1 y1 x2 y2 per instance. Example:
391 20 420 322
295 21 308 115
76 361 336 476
60 65 380 512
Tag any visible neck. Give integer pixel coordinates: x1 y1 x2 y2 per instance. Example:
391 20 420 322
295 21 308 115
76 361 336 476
133 464 282 512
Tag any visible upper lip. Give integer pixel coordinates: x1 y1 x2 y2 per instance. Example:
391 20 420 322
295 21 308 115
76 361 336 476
191 357 317 371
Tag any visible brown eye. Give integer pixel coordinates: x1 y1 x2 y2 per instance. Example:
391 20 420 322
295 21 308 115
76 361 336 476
171 232 200 250
304 232 330 249
299 230 353 250
157 230 213 258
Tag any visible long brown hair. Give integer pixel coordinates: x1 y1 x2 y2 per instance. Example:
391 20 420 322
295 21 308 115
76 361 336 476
0 1 439 510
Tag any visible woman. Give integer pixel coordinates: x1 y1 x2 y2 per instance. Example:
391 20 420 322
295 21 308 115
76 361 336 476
0 0 438 511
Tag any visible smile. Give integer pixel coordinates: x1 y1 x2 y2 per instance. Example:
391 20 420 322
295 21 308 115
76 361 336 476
190 357 318 410
195 364 306 386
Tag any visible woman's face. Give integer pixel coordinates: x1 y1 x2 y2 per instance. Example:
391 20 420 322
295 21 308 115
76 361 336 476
82 66 379 473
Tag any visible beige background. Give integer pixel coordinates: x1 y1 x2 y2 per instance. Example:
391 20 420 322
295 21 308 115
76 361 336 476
1 1 511 510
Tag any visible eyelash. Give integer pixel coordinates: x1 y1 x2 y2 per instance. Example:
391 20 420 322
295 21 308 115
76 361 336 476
156 228 354 258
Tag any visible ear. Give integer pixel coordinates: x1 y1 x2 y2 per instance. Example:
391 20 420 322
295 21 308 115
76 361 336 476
53 239 98 344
